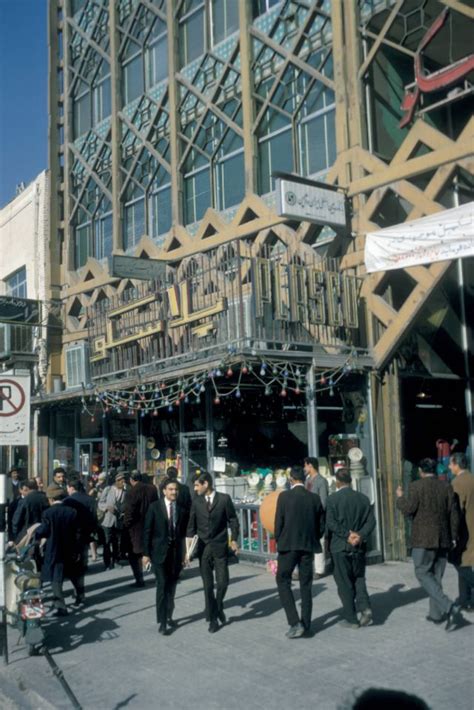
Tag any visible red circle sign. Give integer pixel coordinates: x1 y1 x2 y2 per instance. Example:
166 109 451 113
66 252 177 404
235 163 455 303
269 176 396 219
0 379 26 417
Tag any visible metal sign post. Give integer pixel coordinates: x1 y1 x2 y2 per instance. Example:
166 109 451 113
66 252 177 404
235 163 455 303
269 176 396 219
0 471 8 664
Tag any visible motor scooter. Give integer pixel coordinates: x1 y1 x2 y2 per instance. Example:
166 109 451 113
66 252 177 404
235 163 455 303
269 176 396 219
5 539 45 656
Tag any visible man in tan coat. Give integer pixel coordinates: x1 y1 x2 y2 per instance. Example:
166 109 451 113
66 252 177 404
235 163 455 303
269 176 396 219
449 452 474 612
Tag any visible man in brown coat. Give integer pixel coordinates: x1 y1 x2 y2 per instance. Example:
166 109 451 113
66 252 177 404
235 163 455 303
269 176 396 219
449 452 474 611
123 471 158 587
396 457 462 629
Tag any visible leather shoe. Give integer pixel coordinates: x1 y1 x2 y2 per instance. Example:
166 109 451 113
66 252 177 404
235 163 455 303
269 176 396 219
217 611 227 625
167 618 178 629
339 620 360 629
53 608 68 617
208 621 219 633
359 610 373 627
445 604 463 631
426 615 445 625
158 623 169 636
286 623 305 639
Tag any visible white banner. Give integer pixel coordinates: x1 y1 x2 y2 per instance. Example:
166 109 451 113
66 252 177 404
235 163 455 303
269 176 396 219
365 202 474 273
0 375 30 445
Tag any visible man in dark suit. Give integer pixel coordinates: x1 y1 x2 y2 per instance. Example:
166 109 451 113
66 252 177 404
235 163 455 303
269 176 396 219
397 457 462 629
124 471 158 587
274 465 325 638
186 472 240 633
143 476 189 635
63 475 98 605
162 466 192 514
326 469 375 629
12 479 49 543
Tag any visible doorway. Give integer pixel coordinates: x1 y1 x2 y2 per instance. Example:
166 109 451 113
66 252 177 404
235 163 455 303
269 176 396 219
75 438 105 476
180 431 212 483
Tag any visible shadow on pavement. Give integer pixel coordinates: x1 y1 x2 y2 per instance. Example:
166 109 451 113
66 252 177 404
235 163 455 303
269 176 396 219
113 693 138 709
369 583 429 624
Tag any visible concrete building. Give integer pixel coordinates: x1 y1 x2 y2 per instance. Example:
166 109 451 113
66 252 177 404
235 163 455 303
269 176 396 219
41 0 473 559
0 170 51 476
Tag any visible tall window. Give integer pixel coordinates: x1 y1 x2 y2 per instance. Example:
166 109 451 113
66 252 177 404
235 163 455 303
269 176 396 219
258 112 294 194
184 163 211 225
149 168 172 240
122 17 168 106
72 72 111 138
179 0 240 68
215 148 245 211
211 0 239 46
5 267 27 298
123 53 144 105
124 187 146 250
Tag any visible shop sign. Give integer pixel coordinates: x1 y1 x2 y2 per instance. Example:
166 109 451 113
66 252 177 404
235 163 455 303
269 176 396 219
109 255 166 281
0 295 41 326
276 178 347 228
0 375 30 445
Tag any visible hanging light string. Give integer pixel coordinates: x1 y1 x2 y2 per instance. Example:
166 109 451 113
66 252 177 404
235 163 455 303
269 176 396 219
87 351 357 419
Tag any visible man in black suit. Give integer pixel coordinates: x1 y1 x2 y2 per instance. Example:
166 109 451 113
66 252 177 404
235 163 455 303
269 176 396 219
186 472 240 633
12 479 49 543
274 465 325 638
326 469 375 629
161 466 192 514
63 475 98 605
143 476 189 635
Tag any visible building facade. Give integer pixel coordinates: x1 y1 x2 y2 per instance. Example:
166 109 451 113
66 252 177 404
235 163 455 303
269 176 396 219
43 0 473 559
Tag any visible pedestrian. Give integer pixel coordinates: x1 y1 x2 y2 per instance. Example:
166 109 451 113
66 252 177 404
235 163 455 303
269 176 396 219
63 475 98 605
6 468 22 541
304 456 329 578
101 471 128 569
396 457 463 629
34 476 45 493
124 470 158 587
326 468 375 629
448 452 474 612
11 479 49 544
143 476 190 635
274 465 325 638
52 467 68 491
186 472 239 633
161 466 192 513
35 485 82 616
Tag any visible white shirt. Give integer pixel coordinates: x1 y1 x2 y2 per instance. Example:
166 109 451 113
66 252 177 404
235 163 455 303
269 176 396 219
205 491 216 506
290 483 305 489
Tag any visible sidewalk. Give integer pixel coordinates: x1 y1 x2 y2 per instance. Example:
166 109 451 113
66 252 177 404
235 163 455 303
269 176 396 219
0 559 472 710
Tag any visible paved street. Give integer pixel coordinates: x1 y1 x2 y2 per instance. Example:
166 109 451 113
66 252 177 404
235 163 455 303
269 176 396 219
0 558 472 710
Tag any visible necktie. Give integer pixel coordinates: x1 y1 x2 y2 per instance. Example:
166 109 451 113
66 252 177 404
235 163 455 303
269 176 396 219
169 502 175 538
206 496 212 511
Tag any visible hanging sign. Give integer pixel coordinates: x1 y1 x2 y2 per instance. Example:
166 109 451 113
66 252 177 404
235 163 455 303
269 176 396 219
0 376 30 445
0 296 41 326
276 177 347 228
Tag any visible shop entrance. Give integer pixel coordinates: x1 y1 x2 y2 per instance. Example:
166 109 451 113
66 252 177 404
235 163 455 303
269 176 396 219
180 431 212 483
75 438 105 476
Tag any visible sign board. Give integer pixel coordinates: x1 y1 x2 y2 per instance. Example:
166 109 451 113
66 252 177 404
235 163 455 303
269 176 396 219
0 295 41 326
276 177 347 228
365 202 474 272
0 375 30 445
109 255 167 281
211 456 226 473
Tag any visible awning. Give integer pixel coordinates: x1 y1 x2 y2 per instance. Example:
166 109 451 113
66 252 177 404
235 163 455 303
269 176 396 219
364 202 474 273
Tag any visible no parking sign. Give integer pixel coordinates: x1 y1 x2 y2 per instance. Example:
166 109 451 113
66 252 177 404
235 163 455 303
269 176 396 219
0 376 30 445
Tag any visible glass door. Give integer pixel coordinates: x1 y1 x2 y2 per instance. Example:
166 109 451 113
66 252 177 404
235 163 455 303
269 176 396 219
75 438 105 478
180 431 212 484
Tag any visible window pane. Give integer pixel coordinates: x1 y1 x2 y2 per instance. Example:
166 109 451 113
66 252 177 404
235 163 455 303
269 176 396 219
147 35 168 88
123 54 144 104
75 224 90 268
150 186 172 239
93 77 111 124
258 128 293 194
216 151 245 210
6 267 27 298
94 213 113 259
73 92 91 138
299 109 336 176
179 8 205 66
124 197 145 249
184 167 210 224
212 0 239 45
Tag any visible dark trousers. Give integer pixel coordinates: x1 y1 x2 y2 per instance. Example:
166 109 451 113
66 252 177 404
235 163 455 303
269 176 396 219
412 547 453 620
276 550 313 629
199 544 229 623
456 564 474 606
103 526 129 567
153 542 181 625
332 551 370 624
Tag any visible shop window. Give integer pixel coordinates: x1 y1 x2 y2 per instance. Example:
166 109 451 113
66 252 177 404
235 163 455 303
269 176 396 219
5 266 27 298
124 194 146 249
211 0 239 46
184 164 211 224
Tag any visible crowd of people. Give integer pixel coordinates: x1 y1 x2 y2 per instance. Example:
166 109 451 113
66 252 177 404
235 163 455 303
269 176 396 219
4 451 473 639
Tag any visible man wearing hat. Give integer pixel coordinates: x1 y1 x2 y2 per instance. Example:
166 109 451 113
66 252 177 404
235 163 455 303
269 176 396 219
101 472 128 569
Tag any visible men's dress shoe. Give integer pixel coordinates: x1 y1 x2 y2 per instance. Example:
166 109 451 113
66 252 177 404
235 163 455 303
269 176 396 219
338 620 360 630
208 621 219 633
53 608 69 617
359 610 373 627
314 573 325 580
445 604 463 631
158 624 169 635
130 580 145 588
286 623 305 639
217 611 227 625
426 615 445 625
167 618 178 629
72 596 85 607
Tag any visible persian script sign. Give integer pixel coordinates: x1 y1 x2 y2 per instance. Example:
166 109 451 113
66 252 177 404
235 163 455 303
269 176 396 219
0 296 41 326
276 178 347 228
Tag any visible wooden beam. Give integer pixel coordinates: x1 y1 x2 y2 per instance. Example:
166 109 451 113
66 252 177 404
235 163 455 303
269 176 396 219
442 0 474 20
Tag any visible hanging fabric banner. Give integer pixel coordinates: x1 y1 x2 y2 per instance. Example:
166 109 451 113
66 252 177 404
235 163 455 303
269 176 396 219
365 202 474 273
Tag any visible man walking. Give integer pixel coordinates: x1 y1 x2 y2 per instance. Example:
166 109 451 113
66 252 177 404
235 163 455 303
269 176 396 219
326 469 375 629
449 452 474 611
186 472 239 633
143 477 189 635
124 471 158 587
64 475 98 605
11 479 49 543
274 465 325 638
304 456 329 578
101 471 128 568
396 457 462 629
162 466 192 514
